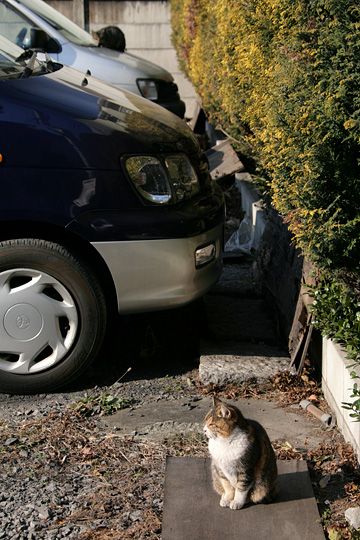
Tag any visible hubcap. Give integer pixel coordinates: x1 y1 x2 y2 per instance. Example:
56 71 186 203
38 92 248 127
0 269 78 375
4 304 43 341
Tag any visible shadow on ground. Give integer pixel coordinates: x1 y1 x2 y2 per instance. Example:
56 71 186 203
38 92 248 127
68 299 207 391
68 256 289 393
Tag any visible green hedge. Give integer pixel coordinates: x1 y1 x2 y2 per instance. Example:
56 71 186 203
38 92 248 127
171 0 360 416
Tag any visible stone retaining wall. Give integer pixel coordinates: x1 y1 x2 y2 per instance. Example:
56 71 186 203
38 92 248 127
233 173 303 347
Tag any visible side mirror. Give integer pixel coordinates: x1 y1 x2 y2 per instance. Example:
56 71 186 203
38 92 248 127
28 28 61 54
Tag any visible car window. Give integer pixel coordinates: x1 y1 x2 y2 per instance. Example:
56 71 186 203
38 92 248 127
0 0 39 47
18 0 97 46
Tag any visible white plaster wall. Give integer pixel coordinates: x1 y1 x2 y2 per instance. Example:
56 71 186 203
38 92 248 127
322 338 360 460
47 0 198 117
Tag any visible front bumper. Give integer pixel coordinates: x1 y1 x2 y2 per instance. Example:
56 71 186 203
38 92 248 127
92 223 223 313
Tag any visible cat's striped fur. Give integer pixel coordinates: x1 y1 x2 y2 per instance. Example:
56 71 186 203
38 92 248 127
204 397 278 510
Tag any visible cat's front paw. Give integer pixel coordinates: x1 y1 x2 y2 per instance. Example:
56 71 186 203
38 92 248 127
229 500 244 510
220 496 231 508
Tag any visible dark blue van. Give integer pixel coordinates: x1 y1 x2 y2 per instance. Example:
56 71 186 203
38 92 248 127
0 36 224 394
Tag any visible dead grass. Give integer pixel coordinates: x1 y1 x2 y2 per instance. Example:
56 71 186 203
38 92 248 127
0 412 165 538
271 436 360 539
195 368 326 409
1 370 359 539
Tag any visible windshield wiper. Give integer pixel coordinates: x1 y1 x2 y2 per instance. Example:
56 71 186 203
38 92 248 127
15 49 60 78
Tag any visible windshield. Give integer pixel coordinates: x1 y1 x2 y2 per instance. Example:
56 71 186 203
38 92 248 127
0 51 23 78
18 0 97 46
0 33 47 78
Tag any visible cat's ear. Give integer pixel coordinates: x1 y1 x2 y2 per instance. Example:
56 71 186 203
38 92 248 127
212 395 221 408
219 402 232 419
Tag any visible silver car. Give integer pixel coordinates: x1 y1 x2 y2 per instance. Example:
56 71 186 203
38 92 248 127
0 0 186 116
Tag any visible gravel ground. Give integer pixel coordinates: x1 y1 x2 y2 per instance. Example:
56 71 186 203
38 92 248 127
0 303 204 540
1 368 360 539
1 301 359 539
0 370 201 540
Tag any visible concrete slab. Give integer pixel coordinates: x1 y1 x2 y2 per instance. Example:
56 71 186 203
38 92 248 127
102 397 325 450
211 262 259 297
162 458 325 540
206 140 245 180
199 342 290 385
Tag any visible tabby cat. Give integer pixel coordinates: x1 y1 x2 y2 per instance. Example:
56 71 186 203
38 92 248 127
204 397 277 510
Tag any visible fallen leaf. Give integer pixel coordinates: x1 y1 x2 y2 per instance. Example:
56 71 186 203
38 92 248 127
327 527 343 540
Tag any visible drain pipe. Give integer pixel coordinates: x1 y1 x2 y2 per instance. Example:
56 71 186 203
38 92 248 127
83 0 90 32
300 400 333 427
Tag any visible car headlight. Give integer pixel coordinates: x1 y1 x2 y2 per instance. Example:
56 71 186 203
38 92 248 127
165 155 200 201
125 154 200 205
125 156 172 204
136 79 158 101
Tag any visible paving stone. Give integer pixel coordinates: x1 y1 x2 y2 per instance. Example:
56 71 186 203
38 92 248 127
162 458 325 540
102 397 325 449
211 262 259 297
345 507 360 530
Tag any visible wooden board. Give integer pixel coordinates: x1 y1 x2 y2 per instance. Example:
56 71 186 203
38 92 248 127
162 458 325 540
206 139 245 180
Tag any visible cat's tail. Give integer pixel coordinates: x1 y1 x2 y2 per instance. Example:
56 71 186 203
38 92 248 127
250 481 278 504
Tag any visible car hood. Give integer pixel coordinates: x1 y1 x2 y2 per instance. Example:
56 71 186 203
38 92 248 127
76 47 174 85
0 65 200 170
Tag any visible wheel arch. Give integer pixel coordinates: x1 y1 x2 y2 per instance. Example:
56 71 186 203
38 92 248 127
0 220 118 314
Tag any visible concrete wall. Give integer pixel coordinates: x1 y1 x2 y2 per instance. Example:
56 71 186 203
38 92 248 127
322 339 360 460
46 0 198 117
46 0 84 26
252 199 304 346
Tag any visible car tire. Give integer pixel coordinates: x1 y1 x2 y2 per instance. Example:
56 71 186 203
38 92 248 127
0 238 107 394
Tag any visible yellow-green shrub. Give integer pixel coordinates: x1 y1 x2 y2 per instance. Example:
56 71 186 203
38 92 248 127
171 0 360 273
171 0 360 416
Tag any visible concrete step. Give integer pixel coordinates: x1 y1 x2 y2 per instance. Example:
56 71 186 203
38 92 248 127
199 341 290 385
200 259 291 386
204 295 278 344
211 261 260 297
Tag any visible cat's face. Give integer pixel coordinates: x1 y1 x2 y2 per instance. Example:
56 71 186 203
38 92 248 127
204 398 240 439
